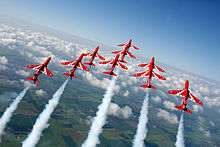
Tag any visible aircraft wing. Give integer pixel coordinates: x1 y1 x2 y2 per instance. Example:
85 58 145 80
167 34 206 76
131 44 139 50
118 44 126 47
61 61 77 66
118 62 128 70
26 65 41 70
109 60 115 65
112 51 122 54
127 52 136 59
84 53 91 56
152 71 166 80
168 89 187 97
96 53 105 60
189 93 203 105
133 71 149 77
138 64 149 67
43 67 53 77
78 62 89 72
99 61 111 64
154 65 165 73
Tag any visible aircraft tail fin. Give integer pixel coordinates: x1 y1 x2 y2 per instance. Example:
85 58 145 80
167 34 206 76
103 71 117 76
27 77 39 84
63 73 70 76
140 84 156 89
185 108 192 114
150 85 157 89
175 105 184 110
26 77 34 81
175 105 192 114
84 62 95 66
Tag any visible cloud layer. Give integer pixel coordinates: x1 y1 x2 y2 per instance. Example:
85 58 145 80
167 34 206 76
157 109 178 124
108 103 133 119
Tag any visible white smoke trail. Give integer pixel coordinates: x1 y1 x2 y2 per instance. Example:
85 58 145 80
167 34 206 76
175 111 185 147
82 75 118 147
0 86 29 141
22 79 68 147
132 91 149 147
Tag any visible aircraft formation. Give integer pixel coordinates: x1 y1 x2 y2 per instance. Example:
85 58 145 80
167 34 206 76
26 39 203 114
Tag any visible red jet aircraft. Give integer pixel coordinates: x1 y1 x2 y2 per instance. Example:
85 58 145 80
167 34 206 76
61 53 89 79
168 80 203 114
26 57 53 84
133 57 166 89
99 54 127 76
112 39 138 63
84 46 105 67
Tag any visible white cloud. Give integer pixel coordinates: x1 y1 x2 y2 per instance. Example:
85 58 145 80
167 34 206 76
79 116 94 126
204 96 220 107
199 126 211 138
82 72 110 89
127 77 138 85
132 86 139 93
15 70 30 77
0 24 84 67
210 121 214 126
213 89 220 95
113 84 120 94
85 116 94 126
0 56 8 64
163 100 176 111
123 90 129 97
152 96 161 103
121 81 127 87
157 109 178 124
198 86 209 95
197 117 211 138
0 65 7 70
6 79 19 85
108 103 133 119
198 116 205 123
192 105 203 113
35 89 46 96
19 79 36 88
0 56 8 70
157 90 168 98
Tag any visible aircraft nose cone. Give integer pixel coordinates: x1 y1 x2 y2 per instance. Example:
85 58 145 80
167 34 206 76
152 57 155 62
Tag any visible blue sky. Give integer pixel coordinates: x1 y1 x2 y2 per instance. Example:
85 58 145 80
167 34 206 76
0 0 220 81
